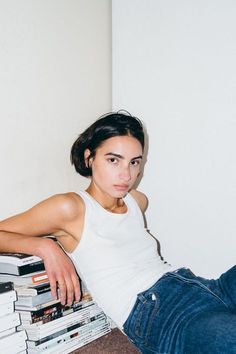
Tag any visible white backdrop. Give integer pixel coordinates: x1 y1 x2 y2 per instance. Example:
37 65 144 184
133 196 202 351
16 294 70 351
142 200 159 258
112 0 236 277
0 0 111 219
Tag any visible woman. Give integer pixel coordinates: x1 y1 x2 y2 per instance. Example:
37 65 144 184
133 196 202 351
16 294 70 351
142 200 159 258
0 112 236 354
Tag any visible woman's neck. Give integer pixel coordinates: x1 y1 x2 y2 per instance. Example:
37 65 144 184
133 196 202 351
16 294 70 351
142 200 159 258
85 185 127 214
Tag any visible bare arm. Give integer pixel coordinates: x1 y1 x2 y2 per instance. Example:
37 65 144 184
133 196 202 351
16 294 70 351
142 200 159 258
0 193 82 305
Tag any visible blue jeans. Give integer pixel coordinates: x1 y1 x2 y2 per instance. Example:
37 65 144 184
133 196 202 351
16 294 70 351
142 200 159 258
123 266 236 354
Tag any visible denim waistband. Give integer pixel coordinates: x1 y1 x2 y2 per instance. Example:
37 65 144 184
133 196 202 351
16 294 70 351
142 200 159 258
164 267 229 309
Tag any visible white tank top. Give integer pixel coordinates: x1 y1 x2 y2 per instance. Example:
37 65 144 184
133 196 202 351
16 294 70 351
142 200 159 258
69 191 177 328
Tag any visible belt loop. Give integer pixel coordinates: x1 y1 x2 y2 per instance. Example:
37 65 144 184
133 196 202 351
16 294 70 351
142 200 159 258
137 293 147 304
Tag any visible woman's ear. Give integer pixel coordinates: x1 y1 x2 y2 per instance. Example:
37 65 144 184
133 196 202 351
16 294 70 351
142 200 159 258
84 149 91 167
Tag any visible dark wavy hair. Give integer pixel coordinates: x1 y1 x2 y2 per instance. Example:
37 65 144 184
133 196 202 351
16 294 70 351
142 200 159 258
70 111 145 177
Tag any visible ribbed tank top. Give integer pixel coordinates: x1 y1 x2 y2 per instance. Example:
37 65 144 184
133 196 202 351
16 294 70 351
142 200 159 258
69 191 177 328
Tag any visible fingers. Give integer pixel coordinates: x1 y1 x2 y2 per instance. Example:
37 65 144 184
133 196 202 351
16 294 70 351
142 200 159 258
71 273 82 302
42 242 82 306
49 278 58 301
62 270 81 305
46 268 59 301
48 270 81 306
58 279 67 305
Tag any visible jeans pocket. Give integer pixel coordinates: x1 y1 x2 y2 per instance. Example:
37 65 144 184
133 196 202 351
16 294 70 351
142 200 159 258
133 290 160 346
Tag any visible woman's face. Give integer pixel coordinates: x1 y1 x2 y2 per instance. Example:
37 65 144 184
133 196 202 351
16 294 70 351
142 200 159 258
88 135 143 198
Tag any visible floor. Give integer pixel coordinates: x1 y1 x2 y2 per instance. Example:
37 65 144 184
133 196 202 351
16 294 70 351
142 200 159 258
71 328 139 354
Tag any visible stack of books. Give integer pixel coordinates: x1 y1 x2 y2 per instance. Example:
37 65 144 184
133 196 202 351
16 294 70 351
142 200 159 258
0 252 111 353
0 280 27 354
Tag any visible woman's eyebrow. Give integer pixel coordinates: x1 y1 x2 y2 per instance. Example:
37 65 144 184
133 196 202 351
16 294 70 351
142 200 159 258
104 152 142 160
131 155 143 161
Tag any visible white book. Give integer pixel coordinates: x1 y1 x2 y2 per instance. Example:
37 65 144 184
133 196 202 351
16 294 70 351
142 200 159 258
0 271 49 286
0 253 44 276
0 253 42 265
18 299 95 324
22 307 104 341
0 330 27 349
27 316 109 350
28 326 110 354
0 332 27 354
15 283 51 297
15 298 60 312
21 303 100 330
12 341 27 353
0 290 17 305
0 312 20 332
0 301 14 317
15 290 54 307
0 327 15 339
5 342 27 354
28 328 111 354
35 326 111 354
61 327 111 354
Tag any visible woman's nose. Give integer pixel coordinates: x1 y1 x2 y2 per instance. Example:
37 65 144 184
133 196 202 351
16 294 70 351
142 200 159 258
120 165 131 181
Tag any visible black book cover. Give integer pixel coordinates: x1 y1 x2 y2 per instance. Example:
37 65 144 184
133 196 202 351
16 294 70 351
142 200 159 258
0 281 14 294
16 262 45 276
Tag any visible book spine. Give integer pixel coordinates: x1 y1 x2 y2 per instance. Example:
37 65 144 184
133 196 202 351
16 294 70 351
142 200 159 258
0 253 41 265
15 290 54 307
24 303 100 329
15 298 61 311
18 300 95 324
27 319 109 352
18 302 62 321
18 262 45 276
0 262 45 276
27 312 108 345
0 271 48 286
15 283 51 296
24 311 105 341
21 311 62 326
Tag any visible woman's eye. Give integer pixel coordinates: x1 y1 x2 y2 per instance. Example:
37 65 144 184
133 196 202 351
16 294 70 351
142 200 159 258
108 158 118 164
131 160 140 166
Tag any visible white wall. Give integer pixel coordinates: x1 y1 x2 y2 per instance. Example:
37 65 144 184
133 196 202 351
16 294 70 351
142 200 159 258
0 0 111 218
112 0 236 277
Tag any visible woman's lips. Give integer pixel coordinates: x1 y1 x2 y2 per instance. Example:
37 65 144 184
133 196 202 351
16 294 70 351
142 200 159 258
113 184 129 191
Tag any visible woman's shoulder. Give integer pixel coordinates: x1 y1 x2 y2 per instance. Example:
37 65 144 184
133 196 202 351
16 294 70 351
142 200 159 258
129 189 148 213
46 192 85 221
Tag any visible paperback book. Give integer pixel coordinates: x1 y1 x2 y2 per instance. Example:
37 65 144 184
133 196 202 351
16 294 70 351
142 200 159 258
27 318 110 353
0 312 21 332
0 327 15 339
20 305 104 340
0 300 14 317
26 312 108 348
0 330 27 350
29 324 110 354
15 282 51 297
15 289 54 307
0 252 45 275
15 298 61 312
0 289 17 305
18 296 94 325
0 271 48 286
